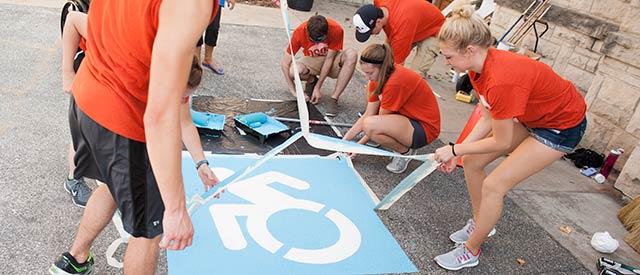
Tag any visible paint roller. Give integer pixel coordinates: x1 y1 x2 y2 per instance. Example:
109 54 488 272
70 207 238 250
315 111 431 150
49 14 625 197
238 112 268 128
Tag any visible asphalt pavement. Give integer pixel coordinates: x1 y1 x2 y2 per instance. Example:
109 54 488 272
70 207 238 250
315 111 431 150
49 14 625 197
0 4 590 274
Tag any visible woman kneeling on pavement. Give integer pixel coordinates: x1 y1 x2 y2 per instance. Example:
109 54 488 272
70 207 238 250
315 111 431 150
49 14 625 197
432 5 587 271
343 43 440 174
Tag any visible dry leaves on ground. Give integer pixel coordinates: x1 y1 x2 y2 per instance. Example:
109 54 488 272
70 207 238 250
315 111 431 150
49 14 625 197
560 225 573 234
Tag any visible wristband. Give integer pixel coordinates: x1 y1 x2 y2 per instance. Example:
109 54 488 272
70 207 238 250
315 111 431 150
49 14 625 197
449 142 457 157
195 159 209 170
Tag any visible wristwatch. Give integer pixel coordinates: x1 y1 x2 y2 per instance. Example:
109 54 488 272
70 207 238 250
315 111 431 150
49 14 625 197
195 159 209 170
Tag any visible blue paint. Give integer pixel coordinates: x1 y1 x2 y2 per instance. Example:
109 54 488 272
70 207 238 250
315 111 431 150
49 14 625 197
169 154 417 275
235 112 289 135
191 109 225 131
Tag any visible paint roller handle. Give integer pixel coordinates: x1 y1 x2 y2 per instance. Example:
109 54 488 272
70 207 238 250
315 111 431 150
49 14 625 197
272 117 353 128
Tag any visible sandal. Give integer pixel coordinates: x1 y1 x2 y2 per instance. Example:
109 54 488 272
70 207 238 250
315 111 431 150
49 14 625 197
202 63 225 75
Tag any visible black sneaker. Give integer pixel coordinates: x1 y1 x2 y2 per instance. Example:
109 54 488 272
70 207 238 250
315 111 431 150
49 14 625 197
49 252 93 275
63 178 92 208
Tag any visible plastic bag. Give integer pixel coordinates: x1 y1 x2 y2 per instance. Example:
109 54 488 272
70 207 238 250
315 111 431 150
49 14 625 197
591 232 619 253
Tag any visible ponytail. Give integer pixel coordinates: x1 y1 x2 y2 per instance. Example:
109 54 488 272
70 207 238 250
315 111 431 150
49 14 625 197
438 5 493 52
360 43 394 97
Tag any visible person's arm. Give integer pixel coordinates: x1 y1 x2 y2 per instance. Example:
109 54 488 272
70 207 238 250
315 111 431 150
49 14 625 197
455 118 514 155
180 101 219 190
61 11 87 93
144 0 213 251
343 100 380 144
460 104 493 144
434 113 514 164
310 50 337 104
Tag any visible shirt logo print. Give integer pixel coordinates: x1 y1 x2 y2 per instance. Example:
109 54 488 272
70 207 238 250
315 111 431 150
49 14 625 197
308 42 329 57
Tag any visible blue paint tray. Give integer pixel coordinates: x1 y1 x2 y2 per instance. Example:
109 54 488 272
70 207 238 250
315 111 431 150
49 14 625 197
191 109 225 136
234 112 290 143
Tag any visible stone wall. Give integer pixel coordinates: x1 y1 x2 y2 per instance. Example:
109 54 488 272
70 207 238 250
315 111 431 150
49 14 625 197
491 0 640 196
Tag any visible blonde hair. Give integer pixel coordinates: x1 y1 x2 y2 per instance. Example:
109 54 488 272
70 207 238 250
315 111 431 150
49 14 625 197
360 43 394 97
438 5 493 52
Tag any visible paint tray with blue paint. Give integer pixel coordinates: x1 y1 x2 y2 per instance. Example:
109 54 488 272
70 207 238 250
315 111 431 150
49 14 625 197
234 112 290 143
191 108 225 137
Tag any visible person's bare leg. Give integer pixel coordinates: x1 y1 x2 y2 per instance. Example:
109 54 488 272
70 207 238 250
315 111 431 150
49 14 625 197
289 62 312 81
288 62 313 100
194 46 201 59
461 124 529 220
123 235 161 274
465 137 565 252
362 114 414 152
69 183 116 262
67 143 76 179
203 45 214 65
331 49 357 100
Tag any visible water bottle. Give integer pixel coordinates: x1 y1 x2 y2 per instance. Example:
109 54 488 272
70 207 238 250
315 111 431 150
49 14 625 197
599 148 624 179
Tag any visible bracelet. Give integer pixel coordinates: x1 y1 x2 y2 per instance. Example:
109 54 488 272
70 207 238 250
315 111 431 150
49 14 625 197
195 159 209 170
449 142 457 157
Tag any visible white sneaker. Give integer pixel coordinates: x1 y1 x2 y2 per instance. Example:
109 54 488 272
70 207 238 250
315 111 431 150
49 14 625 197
386 149 415 173
449 219 497 244
434 243 480 271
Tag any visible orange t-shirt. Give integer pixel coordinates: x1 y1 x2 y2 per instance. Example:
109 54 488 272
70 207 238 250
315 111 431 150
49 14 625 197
469 48 586 129
72 0 218 142
286 17 344 57
79 38 86 52
374 0 444 64
368 65 441 143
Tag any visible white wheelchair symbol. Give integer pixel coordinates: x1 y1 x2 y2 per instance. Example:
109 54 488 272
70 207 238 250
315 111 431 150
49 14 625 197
209 170 362 264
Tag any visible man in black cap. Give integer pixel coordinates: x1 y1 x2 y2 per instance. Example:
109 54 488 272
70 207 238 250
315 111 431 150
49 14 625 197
353 0 445 78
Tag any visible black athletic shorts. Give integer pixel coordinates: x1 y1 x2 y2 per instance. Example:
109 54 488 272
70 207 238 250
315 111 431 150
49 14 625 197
409 118 429 149
69 96 164 238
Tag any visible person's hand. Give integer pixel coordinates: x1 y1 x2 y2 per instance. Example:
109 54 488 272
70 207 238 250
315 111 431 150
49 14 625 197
434 144 455 163
227 0 236 10
62 70 75 94
438 157 458 174
197 164 220 191
310 87 322 104
159 206 193 250
289 88 308 101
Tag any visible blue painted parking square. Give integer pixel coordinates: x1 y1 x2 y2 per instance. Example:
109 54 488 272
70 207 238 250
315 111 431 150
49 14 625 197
167 154 417 275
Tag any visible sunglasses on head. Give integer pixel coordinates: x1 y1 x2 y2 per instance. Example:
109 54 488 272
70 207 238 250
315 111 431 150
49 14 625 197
308 34 327 43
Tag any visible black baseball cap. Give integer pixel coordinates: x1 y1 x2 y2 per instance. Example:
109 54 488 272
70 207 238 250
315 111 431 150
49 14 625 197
353 4 383 43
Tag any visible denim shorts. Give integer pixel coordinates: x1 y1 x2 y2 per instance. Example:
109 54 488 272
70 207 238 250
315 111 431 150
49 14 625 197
528 118 587 154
